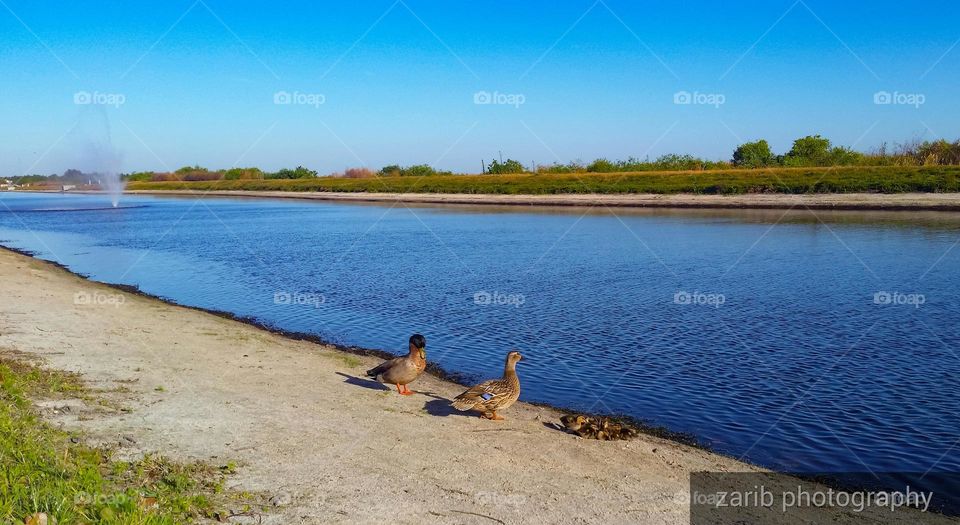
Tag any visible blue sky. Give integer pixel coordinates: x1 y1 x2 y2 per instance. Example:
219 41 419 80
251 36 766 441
1 0 958 175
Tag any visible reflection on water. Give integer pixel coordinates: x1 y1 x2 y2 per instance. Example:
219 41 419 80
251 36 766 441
1 192 959 490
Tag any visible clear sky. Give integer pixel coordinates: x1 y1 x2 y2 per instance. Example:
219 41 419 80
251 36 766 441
1 0 958 175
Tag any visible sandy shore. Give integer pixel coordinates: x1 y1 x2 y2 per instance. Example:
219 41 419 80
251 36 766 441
120 190 960 211
0 248 954 524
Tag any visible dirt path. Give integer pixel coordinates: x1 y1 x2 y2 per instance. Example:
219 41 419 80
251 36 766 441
121 190 960 211
0 248 953 524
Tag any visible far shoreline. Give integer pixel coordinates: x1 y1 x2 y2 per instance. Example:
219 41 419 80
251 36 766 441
122 190 960 212
11 188 960 211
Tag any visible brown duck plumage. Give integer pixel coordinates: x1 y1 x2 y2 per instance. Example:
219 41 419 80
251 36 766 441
366 334 427 395
451 351 522 420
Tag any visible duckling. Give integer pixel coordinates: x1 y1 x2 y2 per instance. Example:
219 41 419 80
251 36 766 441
560 414 583 431
561 414 591 435
599 417 622 434
560 414 641 440
451 351 523 420
581 420 608 440
365 334 427 395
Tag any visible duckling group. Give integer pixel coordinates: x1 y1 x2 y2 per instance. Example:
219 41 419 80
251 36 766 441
559 414 640 441
365 334 637 440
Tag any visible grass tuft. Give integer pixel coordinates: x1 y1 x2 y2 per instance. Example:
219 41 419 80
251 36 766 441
0 357 258 524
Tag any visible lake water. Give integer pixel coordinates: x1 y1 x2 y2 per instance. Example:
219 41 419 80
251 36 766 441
1 192 958 502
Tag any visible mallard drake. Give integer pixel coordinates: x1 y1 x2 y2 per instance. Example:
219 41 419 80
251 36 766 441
451 351 522 420
365 334 427 395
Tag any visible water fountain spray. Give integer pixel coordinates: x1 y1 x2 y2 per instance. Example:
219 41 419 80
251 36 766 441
72 105 124 207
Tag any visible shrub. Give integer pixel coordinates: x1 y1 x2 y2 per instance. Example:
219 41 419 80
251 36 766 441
267 166 317 179
827 146 865 166
915 140 960 165
123 172 155 182
377 164 454 177
537 162 585 174
732 140 776 168
224 167 263 180
784 135 832 166
403 164 438 177
180 170 223 181
654 154 706 171
378 165 403 177
175 165 208 174
487 159 527 174
586 158 617 173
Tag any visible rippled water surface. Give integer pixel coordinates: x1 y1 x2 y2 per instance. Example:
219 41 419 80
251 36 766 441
1 192 958 493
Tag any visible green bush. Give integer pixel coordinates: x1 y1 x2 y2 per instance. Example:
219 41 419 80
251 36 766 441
487 159 527 174
732 140 776 168
376 164 451 177
402 164 438 177
586 159 617 173
223 168 263 180
537 161 586 174
123 172 155 182
378 165 403 177
267 166 317 179
175 165 208 174
654 154 712 171
827 146 865 166
784 135 832 166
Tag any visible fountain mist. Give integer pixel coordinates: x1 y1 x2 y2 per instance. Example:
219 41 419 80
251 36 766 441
72 106 124 207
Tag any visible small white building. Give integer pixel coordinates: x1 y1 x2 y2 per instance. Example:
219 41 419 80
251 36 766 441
1 179 17 191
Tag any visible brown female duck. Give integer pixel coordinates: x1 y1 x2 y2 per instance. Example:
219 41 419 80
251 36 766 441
451 351 523 420
365 334 427 395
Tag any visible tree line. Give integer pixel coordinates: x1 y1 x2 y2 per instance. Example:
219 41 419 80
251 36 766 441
9 137 960 184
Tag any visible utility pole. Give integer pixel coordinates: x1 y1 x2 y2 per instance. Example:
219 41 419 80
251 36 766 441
481 160 486 174
499 151 503 163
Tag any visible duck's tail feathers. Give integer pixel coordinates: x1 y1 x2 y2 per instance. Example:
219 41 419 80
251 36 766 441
451 395 477 411
365 364 386 379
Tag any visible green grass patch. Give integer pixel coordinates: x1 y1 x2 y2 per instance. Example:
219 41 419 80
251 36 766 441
0 356 257 524
327 353 363 369
126 165 960 195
